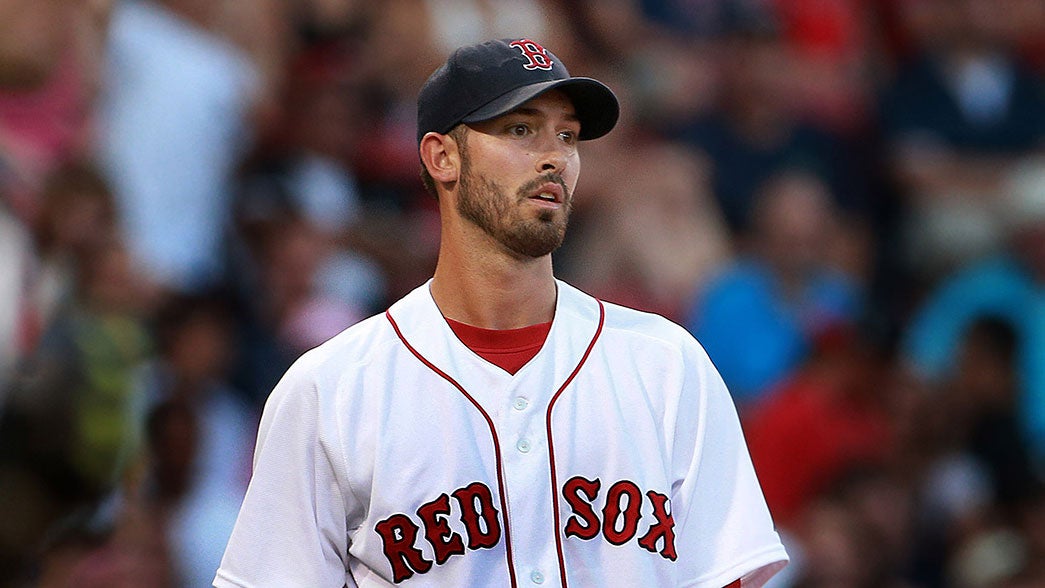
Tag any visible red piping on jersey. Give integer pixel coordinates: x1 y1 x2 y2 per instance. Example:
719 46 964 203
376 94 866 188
386 310 519 588
546 299 605 588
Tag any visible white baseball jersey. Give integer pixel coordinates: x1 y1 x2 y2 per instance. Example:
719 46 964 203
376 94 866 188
215 280 787 587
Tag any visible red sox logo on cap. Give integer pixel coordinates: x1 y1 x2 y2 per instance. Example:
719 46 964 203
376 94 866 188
509 39 553 71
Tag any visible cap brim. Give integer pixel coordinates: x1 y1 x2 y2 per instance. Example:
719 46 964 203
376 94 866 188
460 77 619 140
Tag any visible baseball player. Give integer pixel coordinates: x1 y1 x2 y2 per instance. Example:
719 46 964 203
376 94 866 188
215 38 788 587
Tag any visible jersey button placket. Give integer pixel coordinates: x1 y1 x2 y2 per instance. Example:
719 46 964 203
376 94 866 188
516 438 532 453
512 396 532 454
501 385 555 584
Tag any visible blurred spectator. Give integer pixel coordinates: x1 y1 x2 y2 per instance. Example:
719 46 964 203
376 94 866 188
258 216 367 350
297 2 447 298
33 499 176 588
1 232 154 584
745 324 891 530
0 0 108 223
97 0 261 294
951 318 1039 508
0 158 119 394
769 0 877 133
910 317 1042 587
903 160 1045 464
664 8 869 234
229 205 367 403
686 169 863 405
784 464 921 588
880 0 1045 281
28 161 120 339
559 138 731 322
266 44 364 236
350 0 441 194
0 160 120 393
0 367 101 586
638 0 876 133
844 468 921 586
26 236 153 499
930 318 1042 588
235 41 386 313
551 59 731 321
136 293 254 588
881 0 1044 155
789 498 881 588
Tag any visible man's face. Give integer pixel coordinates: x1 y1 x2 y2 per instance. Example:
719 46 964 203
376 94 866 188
453 90 582 259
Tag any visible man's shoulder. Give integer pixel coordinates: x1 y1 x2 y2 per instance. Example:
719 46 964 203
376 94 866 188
600 300 691 340
560 282 699 352
291 311 397 374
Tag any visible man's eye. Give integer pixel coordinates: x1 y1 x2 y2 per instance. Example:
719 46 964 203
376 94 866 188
558 130 578 144
509 124 530 136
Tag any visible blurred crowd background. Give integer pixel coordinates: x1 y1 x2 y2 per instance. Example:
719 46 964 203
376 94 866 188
0 0 1043 586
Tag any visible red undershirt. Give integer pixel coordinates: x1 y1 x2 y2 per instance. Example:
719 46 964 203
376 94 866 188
445 318 552 375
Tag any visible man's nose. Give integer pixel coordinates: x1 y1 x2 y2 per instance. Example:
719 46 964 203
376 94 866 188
535 137 569 174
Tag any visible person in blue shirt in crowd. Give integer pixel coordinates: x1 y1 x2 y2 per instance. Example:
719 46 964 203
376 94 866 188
904 161 1045 465
687 169 862 407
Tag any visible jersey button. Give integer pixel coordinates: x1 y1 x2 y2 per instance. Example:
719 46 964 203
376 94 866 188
513 397 528 411
530 570 545 584
516 439 531 453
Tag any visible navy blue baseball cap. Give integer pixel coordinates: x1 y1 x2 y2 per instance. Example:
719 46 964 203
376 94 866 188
417 38 619 144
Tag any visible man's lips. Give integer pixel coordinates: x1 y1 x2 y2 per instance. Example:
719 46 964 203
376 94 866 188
527 182 565 204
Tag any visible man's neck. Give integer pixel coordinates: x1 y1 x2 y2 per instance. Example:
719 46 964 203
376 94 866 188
430 232 557 330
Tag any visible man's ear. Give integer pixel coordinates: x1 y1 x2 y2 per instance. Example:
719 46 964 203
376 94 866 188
419 131 460 185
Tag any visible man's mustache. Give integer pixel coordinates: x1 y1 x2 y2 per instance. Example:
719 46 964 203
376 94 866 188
517 174 570 201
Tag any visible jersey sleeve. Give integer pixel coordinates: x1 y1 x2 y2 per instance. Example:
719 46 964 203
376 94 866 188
214 354 354 588
671 339 788 588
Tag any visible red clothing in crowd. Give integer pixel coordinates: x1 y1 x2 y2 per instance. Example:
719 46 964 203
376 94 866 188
743 371 891 528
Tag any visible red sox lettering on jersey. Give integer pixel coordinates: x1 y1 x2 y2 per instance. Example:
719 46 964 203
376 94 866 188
375 477 677 583
375 482 502 583
561 476 677 560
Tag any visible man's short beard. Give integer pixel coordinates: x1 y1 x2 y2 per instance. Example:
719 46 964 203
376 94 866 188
455 142 572 259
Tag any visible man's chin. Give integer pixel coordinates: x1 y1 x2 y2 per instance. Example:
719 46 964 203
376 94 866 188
503 228 567 259
536 208 560 222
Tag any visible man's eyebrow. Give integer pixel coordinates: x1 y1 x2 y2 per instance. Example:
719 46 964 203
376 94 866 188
505 106 580 122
